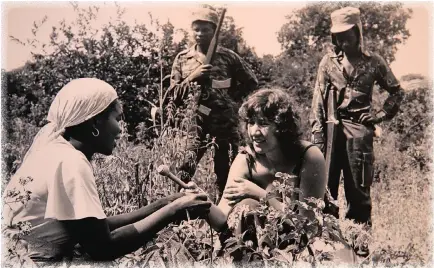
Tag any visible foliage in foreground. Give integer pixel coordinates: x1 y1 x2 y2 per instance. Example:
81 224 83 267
2 78 432 267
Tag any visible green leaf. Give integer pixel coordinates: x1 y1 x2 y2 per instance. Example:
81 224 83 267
271 248 293 263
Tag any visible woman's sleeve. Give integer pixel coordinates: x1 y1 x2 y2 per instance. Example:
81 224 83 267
45 154 106 220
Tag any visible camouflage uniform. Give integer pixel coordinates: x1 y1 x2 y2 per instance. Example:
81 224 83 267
170 43 258 196
310 7 404 225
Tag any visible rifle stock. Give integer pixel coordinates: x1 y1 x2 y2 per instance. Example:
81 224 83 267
325 87 339 183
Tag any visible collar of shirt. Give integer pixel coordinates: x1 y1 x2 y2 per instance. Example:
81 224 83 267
329 49 372 75
330 49 371 60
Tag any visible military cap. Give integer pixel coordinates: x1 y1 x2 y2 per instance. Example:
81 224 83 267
330 7 362 33
191 6 219 26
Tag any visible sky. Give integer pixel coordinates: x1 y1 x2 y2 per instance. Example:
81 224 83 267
2 1 433 79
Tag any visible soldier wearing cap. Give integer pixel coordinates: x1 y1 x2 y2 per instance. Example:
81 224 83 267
309 7 404 227
169 6 258 198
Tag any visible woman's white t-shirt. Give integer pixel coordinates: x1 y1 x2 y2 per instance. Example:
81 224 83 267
3 136 106 260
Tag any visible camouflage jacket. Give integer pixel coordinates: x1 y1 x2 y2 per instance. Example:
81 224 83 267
309 51 404 142
169 44 258 141
170 44 258 102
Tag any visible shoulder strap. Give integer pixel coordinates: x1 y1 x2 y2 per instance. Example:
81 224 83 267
246 156 253 181
240 148 254 180
292 144 316 177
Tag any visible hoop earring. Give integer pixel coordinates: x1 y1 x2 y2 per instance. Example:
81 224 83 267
92 127 100 137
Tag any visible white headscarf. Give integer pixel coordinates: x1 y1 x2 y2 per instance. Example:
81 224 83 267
21 78 118 163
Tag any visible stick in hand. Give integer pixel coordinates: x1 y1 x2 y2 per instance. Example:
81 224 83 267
156 164 207 195
156 165 194 189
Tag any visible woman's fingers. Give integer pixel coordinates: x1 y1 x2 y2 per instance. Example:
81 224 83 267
169 192 186 202
223 188 238 194
191 200 212 208
184 188 200 194
182 182 207 195
165 192 185 200
224 193 242 200
186 181 198 189
228 200 239 206
192 193 209 201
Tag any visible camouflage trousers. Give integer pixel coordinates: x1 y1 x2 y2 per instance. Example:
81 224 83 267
328 119 374 225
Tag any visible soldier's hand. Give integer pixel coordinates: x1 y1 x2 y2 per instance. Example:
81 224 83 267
359 113 382 125
188 64 213 82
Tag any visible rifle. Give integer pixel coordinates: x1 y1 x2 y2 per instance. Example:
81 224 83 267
325 86 339 183
196 8 227 116
205 9 226 65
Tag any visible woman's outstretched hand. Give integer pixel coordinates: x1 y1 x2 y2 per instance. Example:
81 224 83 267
180 181 201 193
223 177 266 205
158 192 186 205
173 193 212 219
181 182 210 197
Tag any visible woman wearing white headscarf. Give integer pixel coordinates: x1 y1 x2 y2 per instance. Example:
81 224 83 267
3 78 211 263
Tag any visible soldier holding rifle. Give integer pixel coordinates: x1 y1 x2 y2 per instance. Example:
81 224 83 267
169 6 258 197
309 7 404 228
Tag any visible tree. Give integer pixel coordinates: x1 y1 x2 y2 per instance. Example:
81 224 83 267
277 2 412 63
6 4 183 136
6 3 264 140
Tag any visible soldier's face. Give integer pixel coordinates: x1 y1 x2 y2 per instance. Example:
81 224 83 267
334 28 359 55
191 21 216 47
248 117 279 155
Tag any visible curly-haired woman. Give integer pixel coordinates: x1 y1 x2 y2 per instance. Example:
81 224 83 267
201 88 357 263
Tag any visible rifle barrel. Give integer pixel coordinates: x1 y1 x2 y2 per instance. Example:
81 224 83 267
205 8 226 65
